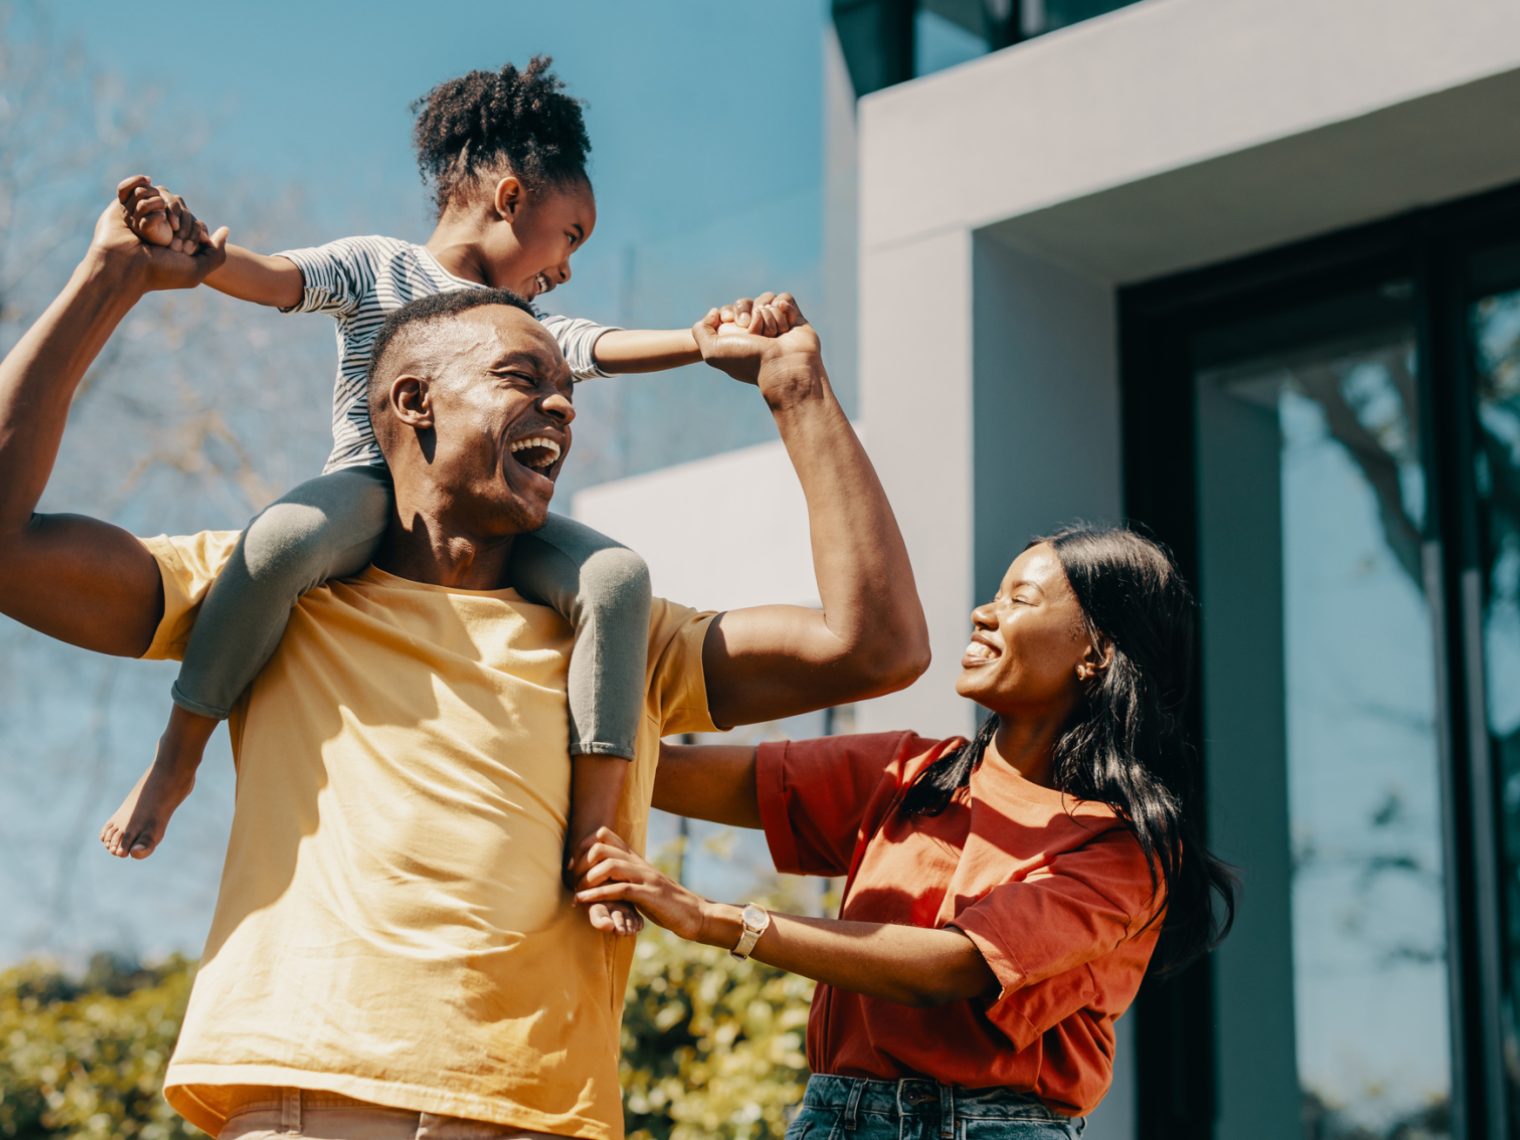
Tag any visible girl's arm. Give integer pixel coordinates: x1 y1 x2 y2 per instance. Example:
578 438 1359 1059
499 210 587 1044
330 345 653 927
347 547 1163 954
117 176 302 309
575 829 997 1007
588 299 772 374
651 741 761 828
592 328 700 374
205 245 303 309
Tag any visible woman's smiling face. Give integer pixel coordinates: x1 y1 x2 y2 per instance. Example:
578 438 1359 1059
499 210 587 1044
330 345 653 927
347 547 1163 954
955 543 1096 719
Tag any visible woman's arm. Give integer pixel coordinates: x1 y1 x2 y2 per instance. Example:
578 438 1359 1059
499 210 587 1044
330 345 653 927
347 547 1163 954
575 829 998 1008
651 741 760 827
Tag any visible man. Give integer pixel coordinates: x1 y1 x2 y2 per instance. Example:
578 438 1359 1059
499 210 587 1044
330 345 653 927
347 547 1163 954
0 203 930 1139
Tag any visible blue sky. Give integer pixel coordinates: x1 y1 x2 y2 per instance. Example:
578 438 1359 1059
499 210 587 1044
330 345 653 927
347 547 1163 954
1 0 834 967
49 1 826 258
43 1 834 485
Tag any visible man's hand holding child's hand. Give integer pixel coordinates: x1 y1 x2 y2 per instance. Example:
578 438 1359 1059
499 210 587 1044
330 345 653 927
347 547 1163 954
117 175 211 254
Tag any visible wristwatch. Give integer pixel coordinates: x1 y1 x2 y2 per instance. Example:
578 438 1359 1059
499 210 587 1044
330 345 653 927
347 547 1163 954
729 902 771 961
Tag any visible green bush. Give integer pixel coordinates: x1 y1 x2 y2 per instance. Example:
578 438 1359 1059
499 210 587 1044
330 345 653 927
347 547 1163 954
621 927 812 1139
0 925 816 1139
0 953 197 1140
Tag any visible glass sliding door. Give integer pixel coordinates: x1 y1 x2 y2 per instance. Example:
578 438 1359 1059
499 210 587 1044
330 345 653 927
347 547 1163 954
1469 240 1520 1135
1191 283 1454 1139
1122 183 1520 1140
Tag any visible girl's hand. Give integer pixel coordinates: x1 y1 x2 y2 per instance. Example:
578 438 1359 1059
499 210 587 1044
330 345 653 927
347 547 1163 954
91 199 228 293
718 292 794 338
116 175 211 254
566 831 645 937
694 292 818 388
574 827 709 942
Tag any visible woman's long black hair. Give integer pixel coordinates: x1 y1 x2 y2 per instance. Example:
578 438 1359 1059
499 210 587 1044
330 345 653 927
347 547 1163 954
899 525 1236 973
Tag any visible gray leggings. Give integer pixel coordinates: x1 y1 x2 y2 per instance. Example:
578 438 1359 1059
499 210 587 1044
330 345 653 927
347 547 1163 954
172 464 651 759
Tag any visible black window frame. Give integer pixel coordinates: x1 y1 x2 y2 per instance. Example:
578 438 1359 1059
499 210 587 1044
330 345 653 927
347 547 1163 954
831 0 1141 96
1119 180 1520 1140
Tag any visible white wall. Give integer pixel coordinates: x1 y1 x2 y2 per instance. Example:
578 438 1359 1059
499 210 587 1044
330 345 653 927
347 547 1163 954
853 227 976 738
571 438 824 615
860 0 1520 274
853 0 1520 728
849 3 1520 1136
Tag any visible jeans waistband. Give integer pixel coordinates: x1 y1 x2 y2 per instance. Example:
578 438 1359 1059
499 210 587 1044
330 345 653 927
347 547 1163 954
802 1074 1074 1125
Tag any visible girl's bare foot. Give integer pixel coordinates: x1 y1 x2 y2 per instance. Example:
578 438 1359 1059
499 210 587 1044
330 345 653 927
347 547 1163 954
100 705 217 859
587 899 644 937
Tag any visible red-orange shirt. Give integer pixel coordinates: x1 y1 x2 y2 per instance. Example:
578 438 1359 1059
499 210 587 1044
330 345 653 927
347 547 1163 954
756 731 1164 1117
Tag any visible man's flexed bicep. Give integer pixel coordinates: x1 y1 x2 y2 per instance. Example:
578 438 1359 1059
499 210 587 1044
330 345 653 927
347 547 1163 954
0 201 226 657
692 295 930 729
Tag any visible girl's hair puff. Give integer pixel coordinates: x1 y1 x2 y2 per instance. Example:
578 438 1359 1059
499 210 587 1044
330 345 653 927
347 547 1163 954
412 56 591 217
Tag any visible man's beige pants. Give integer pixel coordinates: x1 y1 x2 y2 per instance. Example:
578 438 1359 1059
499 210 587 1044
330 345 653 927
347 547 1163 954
219 1089 563 1139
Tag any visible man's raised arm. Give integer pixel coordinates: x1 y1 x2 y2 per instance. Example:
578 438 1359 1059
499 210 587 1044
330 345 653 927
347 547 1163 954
695 295 931 728
0 202 227 656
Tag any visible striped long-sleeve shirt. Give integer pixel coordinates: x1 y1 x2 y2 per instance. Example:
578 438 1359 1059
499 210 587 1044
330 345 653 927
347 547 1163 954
278 235 617 473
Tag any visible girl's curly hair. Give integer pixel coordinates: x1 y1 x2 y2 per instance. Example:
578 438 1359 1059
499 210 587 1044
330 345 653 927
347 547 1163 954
412 56 591 217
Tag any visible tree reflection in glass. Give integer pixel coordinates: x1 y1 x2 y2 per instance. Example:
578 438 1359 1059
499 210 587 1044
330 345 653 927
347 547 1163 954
1196 284 1452 1139
1470 282 1520 1133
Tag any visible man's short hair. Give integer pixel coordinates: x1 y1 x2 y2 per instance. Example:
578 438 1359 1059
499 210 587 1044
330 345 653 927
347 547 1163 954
367 288 538 428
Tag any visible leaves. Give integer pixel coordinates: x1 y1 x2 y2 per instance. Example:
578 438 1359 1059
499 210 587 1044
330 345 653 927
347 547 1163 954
0 936 816 1139
0 954 198 1139
621 927 812 1140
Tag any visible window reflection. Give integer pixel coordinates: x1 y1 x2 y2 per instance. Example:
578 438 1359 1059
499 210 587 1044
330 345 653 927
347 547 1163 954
1195 287 1453 1138
1469 262 1520 1133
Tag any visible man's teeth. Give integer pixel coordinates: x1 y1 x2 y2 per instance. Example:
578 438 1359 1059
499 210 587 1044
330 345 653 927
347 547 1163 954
509 436 562 469
534 273 551 296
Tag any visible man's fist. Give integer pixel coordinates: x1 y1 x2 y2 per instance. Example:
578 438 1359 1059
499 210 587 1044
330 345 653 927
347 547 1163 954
92 197 228 293
117 175 209 254
692 292 821 397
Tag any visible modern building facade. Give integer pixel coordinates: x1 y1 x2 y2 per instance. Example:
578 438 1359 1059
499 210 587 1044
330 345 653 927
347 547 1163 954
578 1 1520 1135
833 1 1520 1137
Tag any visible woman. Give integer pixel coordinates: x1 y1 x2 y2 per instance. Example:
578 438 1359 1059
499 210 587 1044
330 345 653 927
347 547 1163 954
575 526 1236 1137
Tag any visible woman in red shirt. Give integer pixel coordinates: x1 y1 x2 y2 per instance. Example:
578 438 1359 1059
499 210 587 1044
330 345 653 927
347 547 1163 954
576 526 1236 1136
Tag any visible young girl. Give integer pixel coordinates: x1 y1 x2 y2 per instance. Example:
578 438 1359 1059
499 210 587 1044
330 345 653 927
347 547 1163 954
100 57 708 936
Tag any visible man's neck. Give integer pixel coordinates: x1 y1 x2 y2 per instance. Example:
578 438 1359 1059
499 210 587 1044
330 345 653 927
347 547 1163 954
424 215 489 286
371 510 517 591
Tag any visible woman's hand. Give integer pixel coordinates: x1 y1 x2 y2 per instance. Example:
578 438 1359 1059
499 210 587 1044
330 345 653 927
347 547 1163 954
574 827 711 942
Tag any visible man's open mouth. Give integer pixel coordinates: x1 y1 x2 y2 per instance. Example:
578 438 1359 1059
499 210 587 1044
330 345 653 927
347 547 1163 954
509 435 563 472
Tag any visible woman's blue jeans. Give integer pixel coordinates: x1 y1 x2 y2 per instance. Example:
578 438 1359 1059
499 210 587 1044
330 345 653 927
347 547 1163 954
786 1075 1085 1139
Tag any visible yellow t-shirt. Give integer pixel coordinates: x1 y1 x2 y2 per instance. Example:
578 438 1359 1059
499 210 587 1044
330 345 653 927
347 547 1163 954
141 531 718 1139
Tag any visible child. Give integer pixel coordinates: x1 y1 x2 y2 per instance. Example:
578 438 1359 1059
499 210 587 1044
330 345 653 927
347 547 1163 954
100 58 711 937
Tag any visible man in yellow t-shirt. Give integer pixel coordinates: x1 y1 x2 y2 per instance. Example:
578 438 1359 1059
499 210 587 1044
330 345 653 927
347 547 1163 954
0 208 930 1139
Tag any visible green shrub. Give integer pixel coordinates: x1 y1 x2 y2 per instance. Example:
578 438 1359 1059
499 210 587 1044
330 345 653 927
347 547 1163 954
1 922 816 1139
621 927 812 1139
0 953 197 1139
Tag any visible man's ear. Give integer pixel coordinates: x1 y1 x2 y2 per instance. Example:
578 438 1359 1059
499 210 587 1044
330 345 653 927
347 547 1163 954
494 175 525 220
391 374 433 430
